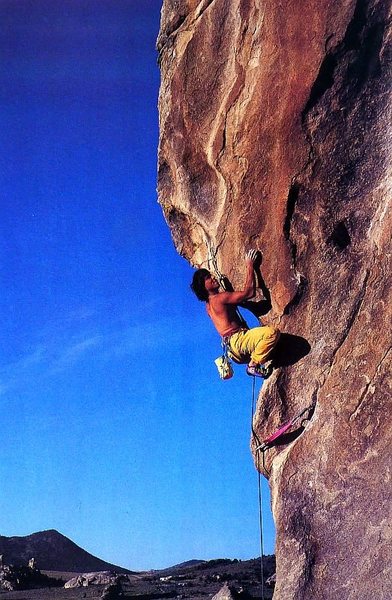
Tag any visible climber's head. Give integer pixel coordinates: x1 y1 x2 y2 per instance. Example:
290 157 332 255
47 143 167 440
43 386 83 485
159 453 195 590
190 269 219 301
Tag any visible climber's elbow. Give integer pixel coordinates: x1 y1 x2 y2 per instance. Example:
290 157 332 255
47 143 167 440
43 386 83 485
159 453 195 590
243 285 256 300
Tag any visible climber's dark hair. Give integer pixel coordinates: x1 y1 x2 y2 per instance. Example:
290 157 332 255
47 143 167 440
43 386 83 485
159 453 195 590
190 268 211 302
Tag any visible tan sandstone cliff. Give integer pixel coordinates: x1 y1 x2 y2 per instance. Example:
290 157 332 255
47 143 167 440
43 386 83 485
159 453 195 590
157 1 392 598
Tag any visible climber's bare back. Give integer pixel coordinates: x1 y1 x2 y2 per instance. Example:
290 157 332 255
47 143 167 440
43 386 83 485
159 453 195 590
203 265 255 336
206 293 244 337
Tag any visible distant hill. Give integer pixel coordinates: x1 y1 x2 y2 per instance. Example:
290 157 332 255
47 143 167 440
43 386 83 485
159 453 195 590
0 530 132 573
163 559 206 571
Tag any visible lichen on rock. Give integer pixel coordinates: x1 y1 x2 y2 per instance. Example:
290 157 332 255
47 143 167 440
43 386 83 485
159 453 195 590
157 1 392 598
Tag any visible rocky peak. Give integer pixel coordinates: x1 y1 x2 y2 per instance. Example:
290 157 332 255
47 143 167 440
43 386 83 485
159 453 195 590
157 1 391 598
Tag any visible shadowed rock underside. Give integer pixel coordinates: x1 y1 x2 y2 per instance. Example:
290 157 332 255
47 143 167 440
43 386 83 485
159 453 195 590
157 1 392 598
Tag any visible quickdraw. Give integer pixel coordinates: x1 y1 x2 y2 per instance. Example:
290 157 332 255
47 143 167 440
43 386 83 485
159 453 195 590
255 403 315 454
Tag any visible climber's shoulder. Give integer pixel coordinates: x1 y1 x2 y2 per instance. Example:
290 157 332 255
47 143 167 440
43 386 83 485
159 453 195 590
215 290 248 305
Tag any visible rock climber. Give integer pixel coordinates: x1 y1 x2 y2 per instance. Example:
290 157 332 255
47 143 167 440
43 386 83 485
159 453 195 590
190 250 280 378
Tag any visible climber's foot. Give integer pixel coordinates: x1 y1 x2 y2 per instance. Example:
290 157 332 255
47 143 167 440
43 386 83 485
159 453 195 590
246 361 273 379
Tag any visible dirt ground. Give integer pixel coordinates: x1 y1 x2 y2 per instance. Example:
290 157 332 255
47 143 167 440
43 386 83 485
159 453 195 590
0 557 275 600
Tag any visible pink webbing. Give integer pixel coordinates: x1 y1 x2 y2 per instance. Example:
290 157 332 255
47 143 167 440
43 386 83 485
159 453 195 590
263 421 293 445
260 404 314 450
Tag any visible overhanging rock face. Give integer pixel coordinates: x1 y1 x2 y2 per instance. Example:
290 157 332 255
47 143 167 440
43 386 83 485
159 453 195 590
157 1 392 598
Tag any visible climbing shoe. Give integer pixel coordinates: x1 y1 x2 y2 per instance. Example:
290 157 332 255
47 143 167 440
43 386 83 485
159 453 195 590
246 362 273 379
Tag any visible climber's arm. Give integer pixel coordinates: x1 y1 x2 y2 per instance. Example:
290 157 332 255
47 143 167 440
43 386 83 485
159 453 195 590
218 256 256 305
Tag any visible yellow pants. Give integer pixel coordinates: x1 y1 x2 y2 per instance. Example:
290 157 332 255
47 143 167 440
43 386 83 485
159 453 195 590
228 326 280 365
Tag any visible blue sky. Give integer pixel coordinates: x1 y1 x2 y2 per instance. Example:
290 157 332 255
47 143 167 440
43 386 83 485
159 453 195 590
0 0 275 570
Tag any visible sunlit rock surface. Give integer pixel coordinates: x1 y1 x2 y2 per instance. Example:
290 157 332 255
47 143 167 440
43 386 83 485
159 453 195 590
157 1 392 598
64 571 122 589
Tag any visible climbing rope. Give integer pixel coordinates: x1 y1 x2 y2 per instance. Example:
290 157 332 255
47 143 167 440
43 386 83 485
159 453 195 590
209 238 265 597
251 376 265 600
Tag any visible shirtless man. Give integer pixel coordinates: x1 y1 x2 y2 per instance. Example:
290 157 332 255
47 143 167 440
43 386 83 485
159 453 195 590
190 251 280 378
